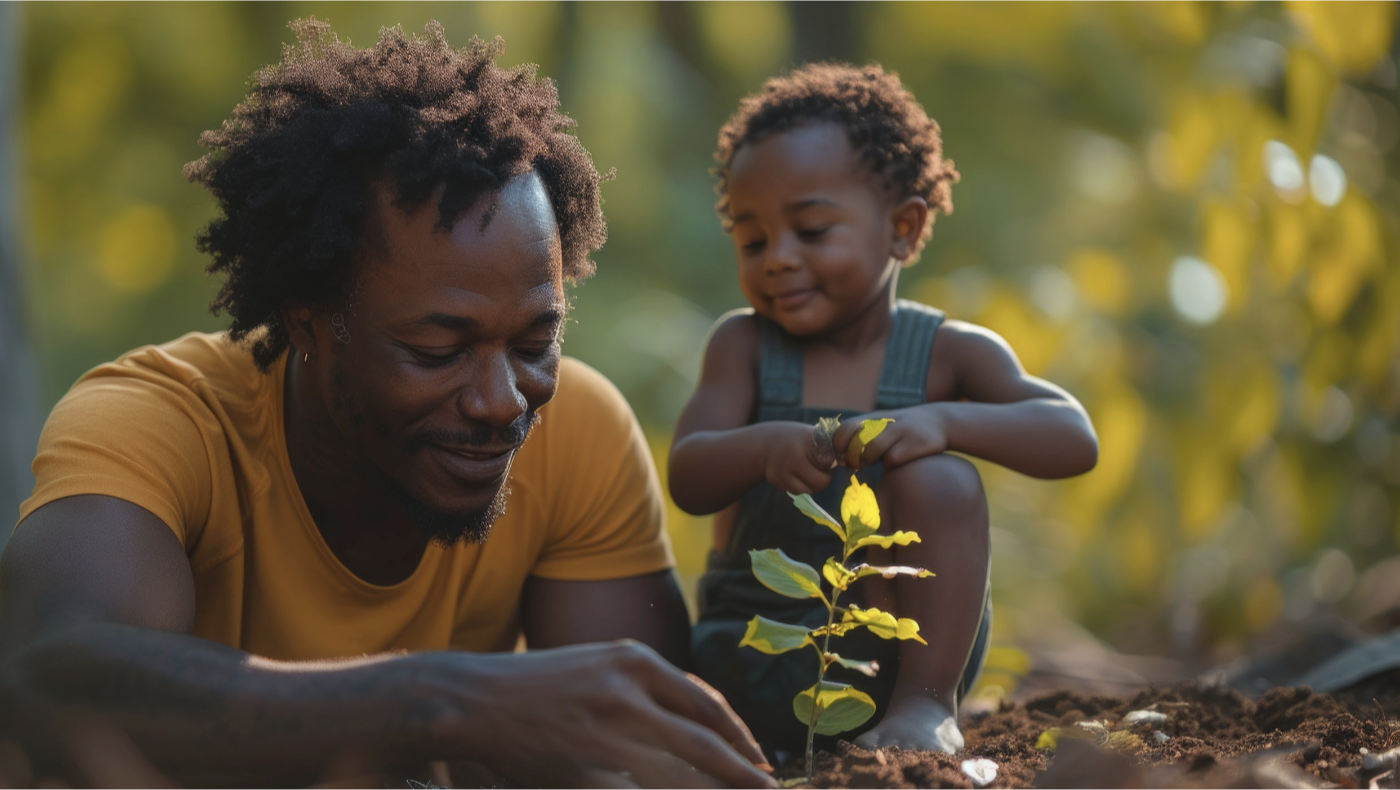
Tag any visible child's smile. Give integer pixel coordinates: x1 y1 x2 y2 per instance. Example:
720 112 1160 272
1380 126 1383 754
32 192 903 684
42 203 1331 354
725 123 910 343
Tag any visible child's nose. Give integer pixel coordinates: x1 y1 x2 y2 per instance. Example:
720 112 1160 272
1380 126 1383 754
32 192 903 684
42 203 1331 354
764 235 801 273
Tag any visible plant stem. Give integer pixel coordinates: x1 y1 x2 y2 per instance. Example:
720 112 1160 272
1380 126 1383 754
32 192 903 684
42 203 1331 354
807 587 841 779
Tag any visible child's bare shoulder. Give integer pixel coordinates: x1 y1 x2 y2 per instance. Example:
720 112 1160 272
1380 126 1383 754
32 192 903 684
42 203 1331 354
705 308 762 357
926 317 1022 399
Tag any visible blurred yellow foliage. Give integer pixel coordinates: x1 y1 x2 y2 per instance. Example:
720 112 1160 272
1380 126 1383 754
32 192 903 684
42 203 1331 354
95 205 176 295
694 2 791 81
1287 1 1398 76
976 287 1066 376
1061 384 1147 532
1306 193 1384 326
1201 199 1259 316
1244 578 1284 633
1066 248 1133 318
1286 47 1337 155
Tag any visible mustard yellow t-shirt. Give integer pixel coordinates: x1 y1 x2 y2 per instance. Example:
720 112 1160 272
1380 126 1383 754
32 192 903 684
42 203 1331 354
17 332 673 661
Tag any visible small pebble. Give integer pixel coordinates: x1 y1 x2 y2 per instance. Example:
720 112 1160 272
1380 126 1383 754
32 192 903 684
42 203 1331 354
1076 720 1108 733
1154 731 1171 743
961 758 998 788
1123 710 1169 727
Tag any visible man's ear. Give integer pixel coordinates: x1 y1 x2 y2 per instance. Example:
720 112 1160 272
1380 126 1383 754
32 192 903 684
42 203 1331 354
890 196 929 264
282 306 319 361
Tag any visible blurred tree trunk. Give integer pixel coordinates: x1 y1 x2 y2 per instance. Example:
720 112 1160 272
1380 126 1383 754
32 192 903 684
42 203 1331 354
0 2 40 548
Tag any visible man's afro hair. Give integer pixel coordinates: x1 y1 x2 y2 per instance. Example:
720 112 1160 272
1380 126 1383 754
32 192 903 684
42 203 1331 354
714 62 959 259
185 19 609 371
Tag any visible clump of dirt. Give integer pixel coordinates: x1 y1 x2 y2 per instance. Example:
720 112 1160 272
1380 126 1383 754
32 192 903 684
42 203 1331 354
794 681 1400 788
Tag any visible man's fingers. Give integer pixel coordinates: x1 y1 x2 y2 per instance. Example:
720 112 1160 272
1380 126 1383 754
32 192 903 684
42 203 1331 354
683 673 769 770
640 711 776 789
643 667 770 773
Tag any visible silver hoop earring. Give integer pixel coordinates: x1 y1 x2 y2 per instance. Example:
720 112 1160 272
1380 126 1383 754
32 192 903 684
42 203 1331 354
331 313 351 344
303 353 309 363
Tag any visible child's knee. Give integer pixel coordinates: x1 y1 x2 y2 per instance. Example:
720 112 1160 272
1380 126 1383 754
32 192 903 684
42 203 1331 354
882 454 987 521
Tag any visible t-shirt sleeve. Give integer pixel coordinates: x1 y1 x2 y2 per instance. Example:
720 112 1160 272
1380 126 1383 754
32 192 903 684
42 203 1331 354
16 365 214 548
528 359 674 581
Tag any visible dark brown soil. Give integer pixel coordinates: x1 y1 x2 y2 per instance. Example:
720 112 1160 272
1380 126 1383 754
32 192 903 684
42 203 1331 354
794 678 1400 788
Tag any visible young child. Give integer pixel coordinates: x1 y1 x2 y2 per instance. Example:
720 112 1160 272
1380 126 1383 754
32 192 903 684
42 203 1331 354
669 63 1099 755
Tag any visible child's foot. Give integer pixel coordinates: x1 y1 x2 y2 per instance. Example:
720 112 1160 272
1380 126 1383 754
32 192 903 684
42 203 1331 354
853 697 964 753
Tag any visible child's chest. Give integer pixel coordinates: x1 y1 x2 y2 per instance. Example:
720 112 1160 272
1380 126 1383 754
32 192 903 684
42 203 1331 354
800 341 958 411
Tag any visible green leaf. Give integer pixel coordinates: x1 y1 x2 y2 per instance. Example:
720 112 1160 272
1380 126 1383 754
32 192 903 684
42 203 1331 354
749 549 824 600
841 606 928 644
822 558 856 590
738 615 815 655
826 652 881 677
848 531 923 555
840 477 881 547
787 493 846 542
792 681 877 735
848 563 935 582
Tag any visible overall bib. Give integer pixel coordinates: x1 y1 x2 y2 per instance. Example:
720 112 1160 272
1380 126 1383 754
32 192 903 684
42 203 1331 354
692 300 992 751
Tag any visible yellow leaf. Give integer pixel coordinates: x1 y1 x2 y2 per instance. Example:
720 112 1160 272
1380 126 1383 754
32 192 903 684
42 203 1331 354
844 418 894 469
842 606 927 644
840 476 882 541
1036 728 1062 750
1103 731 1145 753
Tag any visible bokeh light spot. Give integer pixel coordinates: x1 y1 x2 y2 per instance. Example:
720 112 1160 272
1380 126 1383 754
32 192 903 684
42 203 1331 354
1169 256 1229 325
1308 154 1347 207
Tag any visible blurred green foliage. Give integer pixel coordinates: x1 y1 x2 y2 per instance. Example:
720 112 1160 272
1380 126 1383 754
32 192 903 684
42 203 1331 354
15 2 1400 683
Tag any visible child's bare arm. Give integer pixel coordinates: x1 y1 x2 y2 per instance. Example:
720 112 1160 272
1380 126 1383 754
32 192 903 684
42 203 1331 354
835 321 1098 479
669 312 833 515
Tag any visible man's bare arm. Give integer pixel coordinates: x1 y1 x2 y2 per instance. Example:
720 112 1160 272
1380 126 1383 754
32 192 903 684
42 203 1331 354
0 496 774 788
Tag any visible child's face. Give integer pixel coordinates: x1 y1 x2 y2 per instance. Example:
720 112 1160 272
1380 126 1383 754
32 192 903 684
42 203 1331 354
726 122 910 338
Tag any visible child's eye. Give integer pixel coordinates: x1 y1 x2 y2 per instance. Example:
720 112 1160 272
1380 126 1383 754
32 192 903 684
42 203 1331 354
797 227 830 241
740 239 766 253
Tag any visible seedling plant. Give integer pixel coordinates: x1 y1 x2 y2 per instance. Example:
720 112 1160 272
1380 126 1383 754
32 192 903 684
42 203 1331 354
738 418 935 780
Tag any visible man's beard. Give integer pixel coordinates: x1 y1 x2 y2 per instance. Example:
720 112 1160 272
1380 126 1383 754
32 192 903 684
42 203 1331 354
329 352 540 548
394 410 541 547
389 476 512 548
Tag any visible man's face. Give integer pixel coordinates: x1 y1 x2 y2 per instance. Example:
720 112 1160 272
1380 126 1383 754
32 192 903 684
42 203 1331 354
319 172 565 546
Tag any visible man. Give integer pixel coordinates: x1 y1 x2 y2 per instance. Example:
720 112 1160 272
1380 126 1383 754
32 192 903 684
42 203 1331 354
0 20 773 788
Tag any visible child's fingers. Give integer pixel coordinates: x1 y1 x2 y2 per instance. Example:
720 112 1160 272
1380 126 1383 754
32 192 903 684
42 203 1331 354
856 428 903 468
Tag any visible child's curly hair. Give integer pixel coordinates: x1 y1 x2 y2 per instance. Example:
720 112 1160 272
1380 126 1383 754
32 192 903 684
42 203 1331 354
714 62 959 258
185 19 609 372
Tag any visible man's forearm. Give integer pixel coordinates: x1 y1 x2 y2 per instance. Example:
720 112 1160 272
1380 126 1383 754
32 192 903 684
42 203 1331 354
1 623 445 786
938 399 1098 478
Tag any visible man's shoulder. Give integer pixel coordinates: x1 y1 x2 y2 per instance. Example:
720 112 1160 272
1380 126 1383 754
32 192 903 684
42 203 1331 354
55 330 277 443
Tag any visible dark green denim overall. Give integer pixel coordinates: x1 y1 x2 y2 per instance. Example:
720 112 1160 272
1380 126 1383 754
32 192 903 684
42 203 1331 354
692 300 992 752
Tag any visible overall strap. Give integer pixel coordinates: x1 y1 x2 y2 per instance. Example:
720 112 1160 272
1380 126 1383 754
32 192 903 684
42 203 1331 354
756 316 804 421
874 300 946 410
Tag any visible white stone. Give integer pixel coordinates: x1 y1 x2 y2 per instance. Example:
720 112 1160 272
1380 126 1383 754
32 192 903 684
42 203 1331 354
961 758 998 788
1123 710 1169 727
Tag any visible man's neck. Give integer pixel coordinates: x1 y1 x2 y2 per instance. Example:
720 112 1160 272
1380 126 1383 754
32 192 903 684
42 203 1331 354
280 355 430 586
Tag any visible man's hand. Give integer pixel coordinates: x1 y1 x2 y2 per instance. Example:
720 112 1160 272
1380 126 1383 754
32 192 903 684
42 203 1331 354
437 642 775 788
762 422 836 495
833 407 949 471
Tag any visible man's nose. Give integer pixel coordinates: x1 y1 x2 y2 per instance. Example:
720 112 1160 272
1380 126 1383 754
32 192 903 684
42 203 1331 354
457 353 527 428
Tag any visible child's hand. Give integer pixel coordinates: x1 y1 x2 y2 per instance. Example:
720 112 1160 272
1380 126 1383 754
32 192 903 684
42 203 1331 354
763 422 836 494
835 406 949 470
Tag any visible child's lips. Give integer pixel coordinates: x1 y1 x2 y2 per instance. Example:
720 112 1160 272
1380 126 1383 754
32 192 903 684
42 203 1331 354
771 288 817 310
